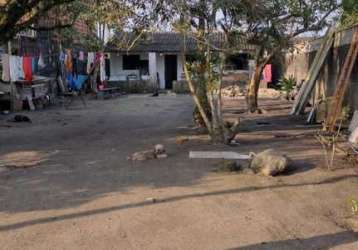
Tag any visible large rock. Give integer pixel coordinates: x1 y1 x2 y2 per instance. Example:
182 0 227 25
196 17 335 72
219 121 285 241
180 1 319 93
349 111 358 132
250 149 290 176
349 127 358 145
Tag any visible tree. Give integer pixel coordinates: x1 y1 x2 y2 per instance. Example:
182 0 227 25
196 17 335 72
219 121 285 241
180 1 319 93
224 0 340 112
342 0 358 26
154 0 250 143
0 0 76 44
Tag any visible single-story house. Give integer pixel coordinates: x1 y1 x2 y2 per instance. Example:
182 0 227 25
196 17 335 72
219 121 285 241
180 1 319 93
105 32 254 90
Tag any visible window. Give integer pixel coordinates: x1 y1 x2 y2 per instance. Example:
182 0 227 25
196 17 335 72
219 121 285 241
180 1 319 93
225 54 249 70
123 55 140 70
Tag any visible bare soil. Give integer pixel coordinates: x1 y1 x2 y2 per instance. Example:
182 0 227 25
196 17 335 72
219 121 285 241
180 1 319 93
0 94 357 250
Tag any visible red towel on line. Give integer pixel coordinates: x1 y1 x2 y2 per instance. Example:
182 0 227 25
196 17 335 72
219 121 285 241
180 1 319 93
263 64 272 83
23 56 33 83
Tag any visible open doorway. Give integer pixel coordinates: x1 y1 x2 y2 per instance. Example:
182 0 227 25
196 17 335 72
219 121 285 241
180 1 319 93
165 55 177 89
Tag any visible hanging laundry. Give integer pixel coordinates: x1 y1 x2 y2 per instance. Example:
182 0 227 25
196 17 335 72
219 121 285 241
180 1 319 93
1 54 10 82
64 49 73 73
59 51 65 62
99 53 106 82
31 57 38 73
79 51 85 61
38 53 45 69
9 56 24 81
87 52 95 74
77 60 87 75
263 64 272 83
23 56 33 82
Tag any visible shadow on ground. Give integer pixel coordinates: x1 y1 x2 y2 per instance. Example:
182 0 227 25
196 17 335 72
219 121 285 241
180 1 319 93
0 96 350 215
228 231 358 250
0 174 356 232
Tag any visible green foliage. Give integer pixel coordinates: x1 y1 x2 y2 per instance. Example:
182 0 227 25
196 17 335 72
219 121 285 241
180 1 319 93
278 76 296 99
348 198 358 215
341 0 358 26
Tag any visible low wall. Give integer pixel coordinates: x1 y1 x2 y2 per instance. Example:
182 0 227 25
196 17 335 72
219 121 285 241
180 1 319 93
107 80 156 93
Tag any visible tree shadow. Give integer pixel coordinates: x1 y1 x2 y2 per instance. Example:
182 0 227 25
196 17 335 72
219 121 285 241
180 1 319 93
227 231 358 250
0 174 356 232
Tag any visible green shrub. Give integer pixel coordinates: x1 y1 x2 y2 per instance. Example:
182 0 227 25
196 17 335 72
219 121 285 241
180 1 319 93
278 76 296 100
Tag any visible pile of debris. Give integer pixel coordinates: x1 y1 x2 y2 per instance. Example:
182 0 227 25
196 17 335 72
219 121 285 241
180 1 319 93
221 84 282 100
221 85 246 98
258 88 282 99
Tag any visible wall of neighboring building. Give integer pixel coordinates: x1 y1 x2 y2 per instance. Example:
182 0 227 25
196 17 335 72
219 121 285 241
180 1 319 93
284 44 310 84
318 44 358 110
284 27 358 111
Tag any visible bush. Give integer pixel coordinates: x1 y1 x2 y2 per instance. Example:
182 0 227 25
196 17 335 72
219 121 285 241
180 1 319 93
278 76 296 100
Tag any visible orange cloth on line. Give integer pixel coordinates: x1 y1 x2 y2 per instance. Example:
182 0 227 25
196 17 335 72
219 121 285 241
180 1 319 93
23 56 33 82
64 50 73 73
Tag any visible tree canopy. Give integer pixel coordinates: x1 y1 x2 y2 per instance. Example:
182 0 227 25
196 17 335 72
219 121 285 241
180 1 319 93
0 0 76 44
342 0 358 26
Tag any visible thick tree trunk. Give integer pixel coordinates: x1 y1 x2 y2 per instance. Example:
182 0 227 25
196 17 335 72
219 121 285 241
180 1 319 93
247 51 275 113
247 62 266 113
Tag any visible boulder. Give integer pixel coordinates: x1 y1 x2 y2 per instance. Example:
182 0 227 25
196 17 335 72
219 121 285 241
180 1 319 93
250 149 290 176
349 127 358 145
349 111 358 132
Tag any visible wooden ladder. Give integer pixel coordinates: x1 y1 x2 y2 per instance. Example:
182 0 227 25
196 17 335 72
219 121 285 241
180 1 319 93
326 29 358 131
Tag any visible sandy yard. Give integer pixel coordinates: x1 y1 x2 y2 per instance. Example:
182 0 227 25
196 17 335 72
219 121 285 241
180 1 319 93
0 94 357 250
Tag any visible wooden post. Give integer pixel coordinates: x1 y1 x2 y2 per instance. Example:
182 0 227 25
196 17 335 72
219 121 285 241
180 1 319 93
326 29 358 131
8 41 16 112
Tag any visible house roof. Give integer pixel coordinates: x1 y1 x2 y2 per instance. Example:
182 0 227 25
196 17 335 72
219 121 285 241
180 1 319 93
106 32 255 53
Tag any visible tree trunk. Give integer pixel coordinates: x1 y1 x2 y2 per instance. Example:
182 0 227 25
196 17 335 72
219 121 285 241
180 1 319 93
247 52 275 113
247 61 266 113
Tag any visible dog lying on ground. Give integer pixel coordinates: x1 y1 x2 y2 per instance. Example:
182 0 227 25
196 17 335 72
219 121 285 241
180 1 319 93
127 144 167 161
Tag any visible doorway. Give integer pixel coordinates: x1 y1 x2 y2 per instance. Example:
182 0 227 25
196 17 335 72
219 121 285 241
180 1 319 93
165 55 177 89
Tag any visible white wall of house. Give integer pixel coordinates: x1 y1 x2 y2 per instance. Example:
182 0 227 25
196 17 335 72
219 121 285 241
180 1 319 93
109 52 184 89
109 53 148 81
156 54 165 89
177 55 184 80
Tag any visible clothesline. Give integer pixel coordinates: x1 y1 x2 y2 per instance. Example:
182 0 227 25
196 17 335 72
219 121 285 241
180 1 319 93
1 51 107 84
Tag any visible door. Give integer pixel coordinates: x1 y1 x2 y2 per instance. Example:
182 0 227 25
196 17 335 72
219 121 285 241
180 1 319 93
165 55 177 89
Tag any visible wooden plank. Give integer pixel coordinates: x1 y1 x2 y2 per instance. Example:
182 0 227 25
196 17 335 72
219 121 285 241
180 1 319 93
189 151 251 160
291 27 336 115
326 30 358 132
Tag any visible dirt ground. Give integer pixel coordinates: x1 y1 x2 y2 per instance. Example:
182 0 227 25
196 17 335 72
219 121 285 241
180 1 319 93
0 94 357 250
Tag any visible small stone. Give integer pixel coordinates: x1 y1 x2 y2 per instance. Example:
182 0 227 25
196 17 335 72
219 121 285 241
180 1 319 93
146 197 157 203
